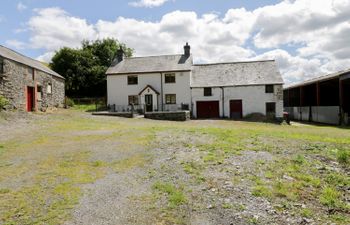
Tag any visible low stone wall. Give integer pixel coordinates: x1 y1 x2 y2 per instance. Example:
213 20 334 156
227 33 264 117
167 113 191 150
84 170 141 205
92 111 133 118
145 111 190 121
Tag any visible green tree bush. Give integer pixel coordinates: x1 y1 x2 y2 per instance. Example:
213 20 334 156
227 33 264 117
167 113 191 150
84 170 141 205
50 39 133 97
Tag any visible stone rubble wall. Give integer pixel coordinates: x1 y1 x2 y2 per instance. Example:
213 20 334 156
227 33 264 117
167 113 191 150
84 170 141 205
0 57 65 111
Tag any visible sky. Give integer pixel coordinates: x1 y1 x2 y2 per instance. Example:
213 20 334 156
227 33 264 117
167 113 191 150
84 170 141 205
1 0 350 85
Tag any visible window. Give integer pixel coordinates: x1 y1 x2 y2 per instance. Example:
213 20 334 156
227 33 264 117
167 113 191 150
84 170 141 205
165 94 176 104
266 102 276 115
37 86 42 101
128 95 139 105
265 85 274 93
128 75 138 85
164 73 176 83
204 87 212 96
47 83 52 94
0 58 4 74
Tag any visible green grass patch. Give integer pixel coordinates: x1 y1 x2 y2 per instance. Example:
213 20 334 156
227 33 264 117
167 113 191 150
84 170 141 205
0 151 106 225
336 149 349 165
152 181 187 208
319 186 341 208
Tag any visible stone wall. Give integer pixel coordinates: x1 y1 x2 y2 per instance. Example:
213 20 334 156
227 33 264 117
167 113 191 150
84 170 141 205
0 57 65 111
144 111 190 121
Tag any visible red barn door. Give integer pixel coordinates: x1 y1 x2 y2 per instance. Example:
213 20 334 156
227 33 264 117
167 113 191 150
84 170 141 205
27 86 35 112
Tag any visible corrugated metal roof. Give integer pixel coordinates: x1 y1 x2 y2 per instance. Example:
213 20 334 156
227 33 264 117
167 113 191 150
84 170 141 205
0 45 64 79
191 60 283 87
284 68 350 90
106 54 193 75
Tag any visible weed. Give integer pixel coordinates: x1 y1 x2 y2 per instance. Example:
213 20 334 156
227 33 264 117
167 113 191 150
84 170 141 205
336 149 349 165
252 185 271 198
152 181 187 208
300 208 313 218
319 186 340 208
293 154 306 165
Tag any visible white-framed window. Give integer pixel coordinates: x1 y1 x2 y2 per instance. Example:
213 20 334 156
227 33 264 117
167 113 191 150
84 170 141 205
204 87 212 96
165 94 176 104
128 95 139 105
265 85 274 93
127 75 138 85
164 73 176 83
47 83 52 94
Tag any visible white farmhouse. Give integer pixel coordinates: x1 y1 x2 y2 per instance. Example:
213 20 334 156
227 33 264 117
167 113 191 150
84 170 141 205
106 43 284 119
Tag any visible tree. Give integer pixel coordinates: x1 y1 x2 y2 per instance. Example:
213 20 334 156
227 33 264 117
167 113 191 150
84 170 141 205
50 39 133 97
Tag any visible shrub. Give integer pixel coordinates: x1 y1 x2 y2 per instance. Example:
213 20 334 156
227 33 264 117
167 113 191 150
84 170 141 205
0 95 9 111
65 97 74 108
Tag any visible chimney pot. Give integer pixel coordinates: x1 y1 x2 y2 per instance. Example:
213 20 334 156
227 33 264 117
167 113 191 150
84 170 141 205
117 46 124 62
184 42 190 57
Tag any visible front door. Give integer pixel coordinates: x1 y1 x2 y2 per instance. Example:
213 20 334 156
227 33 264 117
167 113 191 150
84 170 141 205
27 86 35 112
230 100 243 119
145 94 153 112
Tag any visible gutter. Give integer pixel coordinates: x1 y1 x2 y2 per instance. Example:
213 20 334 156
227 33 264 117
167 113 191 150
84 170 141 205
160 72 164 111
221 87 225 118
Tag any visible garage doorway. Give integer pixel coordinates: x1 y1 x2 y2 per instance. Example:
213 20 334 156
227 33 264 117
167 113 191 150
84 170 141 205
230 100 243 119
196 101 219 118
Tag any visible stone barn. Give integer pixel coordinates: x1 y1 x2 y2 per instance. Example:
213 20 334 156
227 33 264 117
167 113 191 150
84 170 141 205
0 45 65 112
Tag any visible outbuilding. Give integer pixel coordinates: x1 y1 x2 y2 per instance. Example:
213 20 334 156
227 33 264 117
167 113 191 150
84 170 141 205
284 69 350 125
191 60 284 119
0 45 65 112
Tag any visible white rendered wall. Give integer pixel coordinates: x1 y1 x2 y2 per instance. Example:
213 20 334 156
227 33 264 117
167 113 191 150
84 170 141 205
285 106 339 125
107 71 191 111
191 87 224 117
191 85 284 118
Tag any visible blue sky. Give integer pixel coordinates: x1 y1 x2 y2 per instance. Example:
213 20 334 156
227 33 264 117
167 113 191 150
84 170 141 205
1 0 350 84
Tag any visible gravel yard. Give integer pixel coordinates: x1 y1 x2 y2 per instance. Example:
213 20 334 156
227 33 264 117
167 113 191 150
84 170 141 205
0 109 349 225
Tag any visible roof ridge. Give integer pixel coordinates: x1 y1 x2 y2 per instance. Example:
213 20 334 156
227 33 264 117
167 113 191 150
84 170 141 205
284 68 350 89
193 59 275 66
0 45 64 79
0 45 46 66
126 54 189 59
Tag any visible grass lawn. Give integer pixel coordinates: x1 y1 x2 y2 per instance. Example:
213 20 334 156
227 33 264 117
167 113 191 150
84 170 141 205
0 109 349 224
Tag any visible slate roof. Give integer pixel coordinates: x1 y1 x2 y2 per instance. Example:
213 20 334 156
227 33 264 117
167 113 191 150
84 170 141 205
284 68 350 90
106 54 193 75
191 60 283 88
0 45 64 79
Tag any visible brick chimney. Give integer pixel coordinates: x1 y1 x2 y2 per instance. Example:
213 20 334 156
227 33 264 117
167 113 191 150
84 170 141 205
184 42 190 57
116 46 124 62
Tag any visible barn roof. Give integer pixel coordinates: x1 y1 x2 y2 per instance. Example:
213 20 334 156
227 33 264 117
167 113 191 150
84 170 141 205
284 68 350 90
106 54 193 75
0 45 64 79
191 60 283 88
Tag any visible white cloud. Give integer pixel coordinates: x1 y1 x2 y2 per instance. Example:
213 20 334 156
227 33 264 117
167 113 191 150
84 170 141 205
17 1 350 84
96 9 255 62
36 51 55 62
17 2 27 11
5 39 26 49
28 7 96 51
129 0 170 8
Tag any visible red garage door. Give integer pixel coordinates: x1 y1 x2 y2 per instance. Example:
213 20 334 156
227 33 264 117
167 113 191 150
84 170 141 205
196 101 220 118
